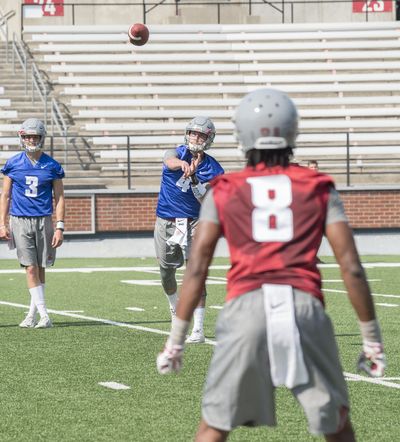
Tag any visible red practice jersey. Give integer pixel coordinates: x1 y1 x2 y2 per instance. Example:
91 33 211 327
211 163 335 303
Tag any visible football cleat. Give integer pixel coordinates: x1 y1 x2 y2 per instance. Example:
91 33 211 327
357 341 386 377
19 315 37 328
186 329 205 344
35 315 53 329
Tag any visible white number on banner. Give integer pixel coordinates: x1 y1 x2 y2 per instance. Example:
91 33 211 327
33 0 45 4
44 0 56 15
25 176 39 197
247 175 293 242
362 0 384 12
176 175 191 193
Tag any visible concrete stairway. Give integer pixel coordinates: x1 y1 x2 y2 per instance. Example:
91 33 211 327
0 42 108 189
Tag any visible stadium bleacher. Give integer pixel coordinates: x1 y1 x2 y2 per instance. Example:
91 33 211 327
3 20 399 186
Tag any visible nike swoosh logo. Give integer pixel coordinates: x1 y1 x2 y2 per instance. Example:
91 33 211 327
270 301 286 309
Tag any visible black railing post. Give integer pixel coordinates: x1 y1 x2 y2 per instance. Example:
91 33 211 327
127 135 132 190
50 135 54 158
217 3 221 24
346 132 350 187
72 4 75 25
143 0 147 24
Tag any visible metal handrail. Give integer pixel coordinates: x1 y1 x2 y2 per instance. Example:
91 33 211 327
3 131 400 189
12 33 28 94
51 98 69 169
0 8 15 63
69 136 97 170
51 98 68 137
31 62 52 126
9 33 70 138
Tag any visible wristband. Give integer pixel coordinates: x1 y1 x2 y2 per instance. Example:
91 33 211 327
56 220 65 231
168 317 190 346
359 319 382 343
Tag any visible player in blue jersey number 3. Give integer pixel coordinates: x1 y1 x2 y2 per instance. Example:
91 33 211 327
154 117 224 343
0 118 65 329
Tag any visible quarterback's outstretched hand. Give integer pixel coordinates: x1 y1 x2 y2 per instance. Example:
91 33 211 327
157 342 184 375
357 341 386 377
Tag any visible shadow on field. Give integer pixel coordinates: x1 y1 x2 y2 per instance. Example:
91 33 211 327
0 319 174 328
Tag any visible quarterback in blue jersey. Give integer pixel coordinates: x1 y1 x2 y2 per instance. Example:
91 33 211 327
0 118 65 329
154 117 224 343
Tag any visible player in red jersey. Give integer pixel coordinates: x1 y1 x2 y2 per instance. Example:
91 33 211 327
157 89 386 442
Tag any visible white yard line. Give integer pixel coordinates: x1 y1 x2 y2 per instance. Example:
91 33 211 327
0 301 216 345
98 382 131 390
1 300 397 389
344 372 400 389
323 279 380 282
324 288 400 299
61 310 85 313
1 261 400 275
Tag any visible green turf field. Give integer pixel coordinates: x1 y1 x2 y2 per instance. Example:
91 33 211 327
0 256 399 441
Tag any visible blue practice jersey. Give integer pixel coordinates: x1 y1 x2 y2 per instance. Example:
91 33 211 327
1 152 65 217
156 145 224 219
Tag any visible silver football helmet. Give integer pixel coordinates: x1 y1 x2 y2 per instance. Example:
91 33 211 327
233 88 298 153
184 116 216 153
18 118 46 152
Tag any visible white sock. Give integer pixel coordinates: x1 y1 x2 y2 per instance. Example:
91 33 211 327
28 290 38 317
193 307 205 332
165 292 178 311
29 285 48 318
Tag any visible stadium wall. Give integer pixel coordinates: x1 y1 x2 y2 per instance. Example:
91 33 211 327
1 188 400 258
60 188 400 234
2 0 397 41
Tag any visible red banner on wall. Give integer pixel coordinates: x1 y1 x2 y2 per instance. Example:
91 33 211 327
24 0 64 17
353 0 393 12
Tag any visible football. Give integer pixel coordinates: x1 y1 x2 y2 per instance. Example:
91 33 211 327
128 23 149 46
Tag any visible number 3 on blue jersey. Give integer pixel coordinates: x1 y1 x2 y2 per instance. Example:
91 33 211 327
25 176 38 198
247 175 293 242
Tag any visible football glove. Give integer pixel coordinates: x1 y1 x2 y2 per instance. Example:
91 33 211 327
156 343 184 375
357 341 386 378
